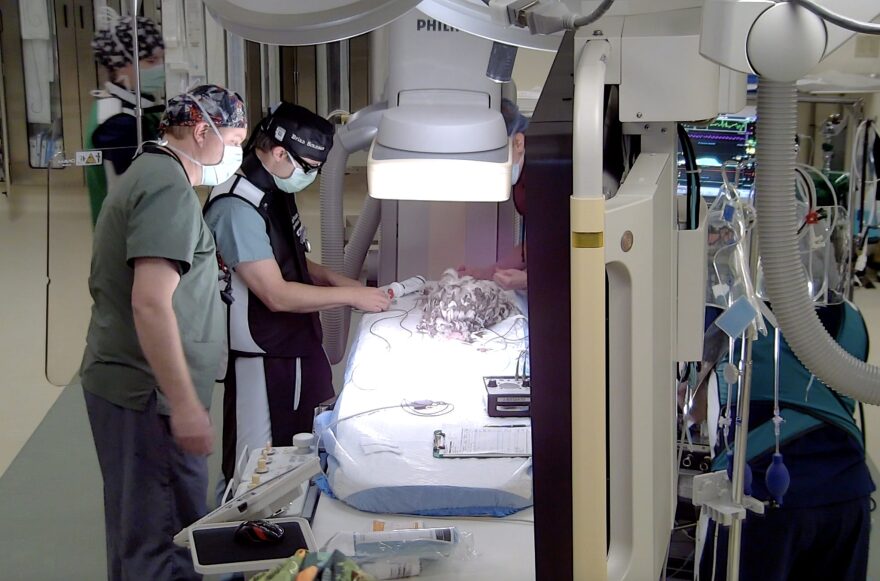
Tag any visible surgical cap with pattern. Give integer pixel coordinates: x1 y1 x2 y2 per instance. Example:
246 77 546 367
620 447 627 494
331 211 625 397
159 85 247 133
92 10 163 71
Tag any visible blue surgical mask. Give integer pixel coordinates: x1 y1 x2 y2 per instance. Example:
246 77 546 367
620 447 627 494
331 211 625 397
139 64 165 99
272 151 318 193
511 161 522 185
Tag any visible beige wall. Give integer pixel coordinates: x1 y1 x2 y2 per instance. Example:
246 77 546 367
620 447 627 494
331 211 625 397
795 33 880 168
814 34 880 75
796 97 878 170
513 48 556 94
512 48 556 114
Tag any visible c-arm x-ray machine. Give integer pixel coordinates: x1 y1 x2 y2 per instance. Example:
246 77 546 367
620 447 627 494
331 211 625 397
180 1 880 579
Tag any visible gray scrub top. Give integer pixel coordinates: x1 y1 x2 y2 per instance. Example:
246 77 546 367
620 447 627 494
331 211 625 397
204 196 275 270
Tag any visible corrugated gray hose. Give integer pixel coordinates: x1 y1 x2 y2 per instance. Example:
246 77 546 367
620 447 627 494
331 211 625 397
320 103 387 364
755 80 880 403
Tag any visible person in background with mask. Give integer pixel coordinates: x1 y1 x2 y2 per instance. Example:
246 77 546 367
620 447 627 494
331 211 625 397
204 102 390 484
458 98 529 291
80 85 247 581
86 8 166 225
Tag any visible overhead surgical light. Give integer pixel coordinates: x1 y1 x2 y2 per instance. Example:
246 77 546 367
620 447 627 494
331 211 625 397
365 9 513 202
200 0 421 45
201 0 516 202
367 104 512 201
200 0 704 48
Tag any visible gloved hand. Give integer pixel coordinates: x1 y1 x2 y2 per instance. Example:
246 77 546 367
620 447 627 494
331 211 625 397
493 268 527 291
456 264 496 280
253 549 375 581
351 287 392 312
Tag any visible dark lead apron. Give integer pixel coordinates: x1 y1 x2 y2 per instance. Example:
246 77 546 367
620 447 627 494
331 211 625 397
205 155 333 482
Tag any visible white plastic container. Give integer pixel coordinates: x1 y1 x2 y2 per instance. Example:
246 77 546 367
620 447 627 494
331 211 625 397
383 275 426 299
353 527 459 559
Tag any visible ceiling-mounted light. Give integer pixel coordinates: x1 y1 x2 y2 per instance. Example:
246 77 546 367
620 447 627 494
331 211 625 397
201 0 421 45
368 104 512 202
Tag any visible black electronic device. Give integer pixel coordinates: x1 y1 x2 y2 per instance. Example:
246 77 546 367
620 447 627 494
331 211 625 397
484 376 531 417
189 517 316 574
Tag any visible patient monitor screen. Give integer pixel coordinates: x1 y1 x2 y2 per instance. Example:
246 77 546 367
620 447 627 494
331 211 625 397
678 115 757 198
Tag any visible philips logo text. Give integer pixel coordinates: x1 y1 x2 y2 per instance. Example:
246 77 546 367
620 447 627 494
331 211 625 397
416 19 458 32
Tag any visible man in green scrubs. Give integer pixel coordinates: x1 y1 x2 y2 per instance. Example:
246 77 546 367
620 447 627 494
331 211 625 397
80 85 247 580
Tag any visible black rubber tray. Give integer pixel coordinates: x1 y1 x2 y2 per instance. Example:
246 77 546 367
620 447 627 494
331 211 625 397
193 521 310 566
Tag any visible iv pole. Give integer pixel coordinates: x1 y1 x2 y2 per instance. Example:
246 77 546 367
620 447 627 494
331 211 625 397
130 0 143 146
726 332 755 580
726 224 763 579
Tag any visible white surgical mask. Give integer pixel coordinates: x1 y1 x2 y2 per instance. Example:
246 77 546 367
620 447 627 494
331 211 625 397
199 141 243 186
139 64 165 99
511 161 522 185
271 151 318 193
167 96 243 186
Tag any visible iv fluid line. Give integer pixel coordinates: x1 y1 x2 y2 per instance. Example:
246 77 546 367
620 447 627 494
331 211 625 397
773 326 783 454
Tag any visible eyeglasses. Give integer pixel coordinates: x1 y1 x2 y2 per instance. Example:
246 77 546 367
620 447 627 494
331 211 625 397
290 150 323 174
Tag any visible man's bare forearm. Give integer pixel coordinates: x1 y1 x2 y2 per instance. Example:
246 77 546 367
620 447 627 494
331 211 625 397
307 258 362 288
239 259 372 313
267 281 357 312
131 258 202 411
133 302 201 409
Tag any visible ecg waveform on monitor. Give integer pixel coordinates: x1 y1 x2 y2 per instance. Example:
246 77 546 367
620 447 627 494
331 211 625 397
691 132 750 143
678 115 757 196
706 119 750 132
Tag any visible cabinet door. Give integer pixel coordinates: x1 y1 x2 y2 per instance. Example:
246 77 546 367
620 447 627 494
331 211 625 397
350 34 370 113
73 0 98 157
1 0 65 184
46 150 93 386
0 35 10 193
55 0 84 184
296 46 317 113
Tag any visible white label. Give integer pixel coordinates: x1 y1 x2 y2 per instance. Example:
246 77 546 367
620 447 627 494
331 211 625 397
355 529 438 544
362 558 421 579
442 425 532 457
75 150 103 166
275 126 286 141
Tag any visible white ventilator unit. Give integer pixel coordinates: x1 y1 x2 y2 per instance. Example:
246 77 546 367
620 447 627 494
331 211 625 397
198 1 880 580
